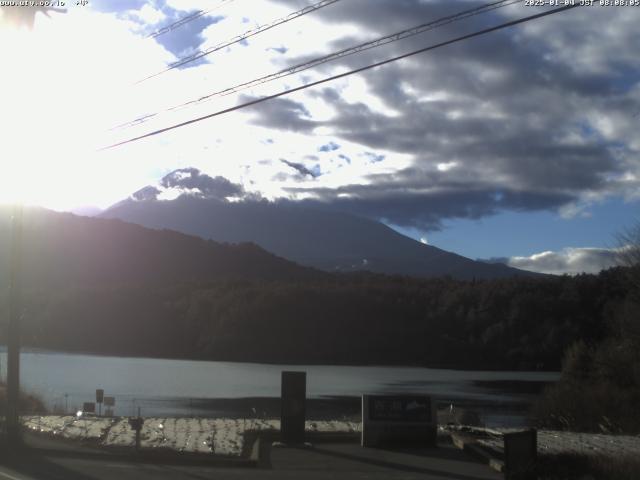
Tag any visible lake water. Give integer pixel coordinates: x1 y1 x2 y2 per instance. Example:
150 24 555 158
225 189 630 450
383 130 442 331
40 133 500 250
1 349 558 427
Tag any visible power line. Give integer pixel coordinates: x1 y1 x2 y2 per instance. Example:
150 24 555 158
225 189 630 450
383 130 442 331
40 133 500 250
138 0 342 84
114 0 521 131
168 0 522 113
146 0 236 39
100 4 579 151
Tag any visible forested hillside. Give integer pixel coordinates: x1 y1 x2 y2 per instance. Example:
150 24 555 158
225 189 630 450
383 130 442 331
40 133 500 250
7 268 632 370
0 207 322 289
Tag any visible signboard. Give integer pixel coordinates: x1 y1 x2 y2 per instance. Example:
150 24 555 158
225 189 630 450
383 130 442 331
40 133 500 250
504 429 537 480
128 417 144 451
128 417 144 431
369 396 432 422
95 389 104 403
281 371 306 444
82 402 95 413
104 396 115 407
362 395 437 448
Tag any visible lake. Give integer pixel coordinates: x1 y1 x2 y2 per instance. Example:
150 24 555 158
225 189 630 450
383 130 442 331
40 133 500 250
1 349 558 427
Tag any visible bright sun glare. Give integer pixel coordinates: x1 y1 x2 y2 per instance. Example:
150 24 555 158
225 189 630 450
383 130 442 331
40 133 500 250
0 8 171 210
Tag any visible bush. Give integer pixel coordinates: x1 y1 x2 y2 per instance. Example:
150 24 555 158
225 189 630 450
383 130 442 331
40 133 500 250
534 337 640 433
0 382 46 416
538 453 640 480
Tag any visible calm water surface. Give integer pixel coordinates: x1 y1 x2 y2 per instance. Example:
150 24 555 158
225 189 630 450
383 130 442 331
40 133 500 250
0 349 558 426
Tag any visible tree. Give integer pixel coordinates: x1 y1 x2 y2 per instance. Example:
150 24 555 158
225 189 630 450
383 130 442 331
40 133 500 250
617 221 640 293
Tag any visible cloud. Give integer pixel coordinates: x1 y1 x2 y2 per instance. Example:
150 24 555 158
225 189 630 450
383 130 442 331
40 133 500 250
318 141 340 152
236 2 640 229
240 95 318 133
10 0 639 236
154 13 225 61
484 247 623 275
364 152 385 163
267 46 288 54
132 186 161 201
158 168 244 200
283 170 573 230
131 4 166 25
280 159 320 178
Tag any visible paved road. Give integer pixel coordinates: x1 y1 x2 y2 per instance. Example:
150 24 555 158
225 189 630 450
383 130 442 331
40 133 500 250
0 441 500 480
0 430 501 480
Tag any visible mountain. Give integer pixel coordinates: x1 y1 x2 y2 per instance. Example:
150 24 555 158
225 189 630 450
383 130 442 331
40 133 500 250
0 206 321 289
70 205 103 217
0 209 618 369
102 193 535 280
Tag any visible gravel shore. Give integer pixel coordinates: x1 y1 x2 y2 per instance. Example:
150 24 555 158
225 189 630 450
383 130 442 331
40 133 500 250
478 428 640 458
22 415 360 456
23 416 640 461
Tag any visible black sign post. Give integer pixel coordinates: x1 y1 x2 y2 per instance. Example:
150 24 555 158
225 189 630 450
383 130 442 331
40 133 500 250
128 417 144 451
281 371 306 445
96 389 104 416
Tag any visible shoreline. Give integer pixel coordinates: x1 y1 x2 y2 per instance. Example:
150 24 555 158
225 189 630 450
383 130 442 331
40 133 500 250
35 395 536 428
23 415 640 464
0 346 561 372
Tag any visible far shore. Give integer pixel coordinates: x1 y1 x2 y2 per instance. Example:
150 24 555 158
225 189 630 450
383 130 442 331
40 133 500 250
0 345 562 372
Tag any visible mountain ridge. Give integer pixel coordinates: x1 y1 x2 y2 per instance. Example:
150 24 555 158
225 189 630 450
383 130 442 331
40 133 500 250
102 193 538 280
0 206 322 289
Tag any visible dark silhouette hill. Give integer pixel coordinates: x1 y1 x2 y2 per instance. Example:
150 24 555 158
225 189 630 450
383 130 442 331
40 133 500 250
0 209 628 369
0 206 321 289
102 194 536 280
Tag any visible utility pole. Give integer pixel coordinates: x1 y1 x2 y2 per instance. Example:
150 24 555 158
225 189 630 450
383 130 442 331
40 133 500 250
6 204 23 443
1 4 66 444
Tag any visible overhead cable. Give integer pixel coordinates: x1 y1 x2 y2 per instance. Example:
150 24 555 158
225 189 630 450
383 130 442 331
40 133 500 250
101 4 579 151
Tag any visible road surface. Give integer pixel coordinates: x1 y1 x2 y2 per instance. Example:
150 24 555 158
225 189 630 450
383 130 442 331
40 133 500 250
0 433 500 480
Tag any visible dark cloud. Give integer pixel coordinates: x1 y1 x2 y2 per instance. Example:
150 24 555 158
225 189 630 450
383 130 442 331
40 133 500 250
281 159 320 178
283 181 572 231
132 186 161 201
239 95 318 132
248 2 639 229
160 168 244 200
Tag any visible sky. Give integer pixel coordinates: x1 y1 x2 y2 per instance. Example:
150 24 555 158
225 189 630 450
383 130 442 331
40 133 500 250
0 0 638 274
